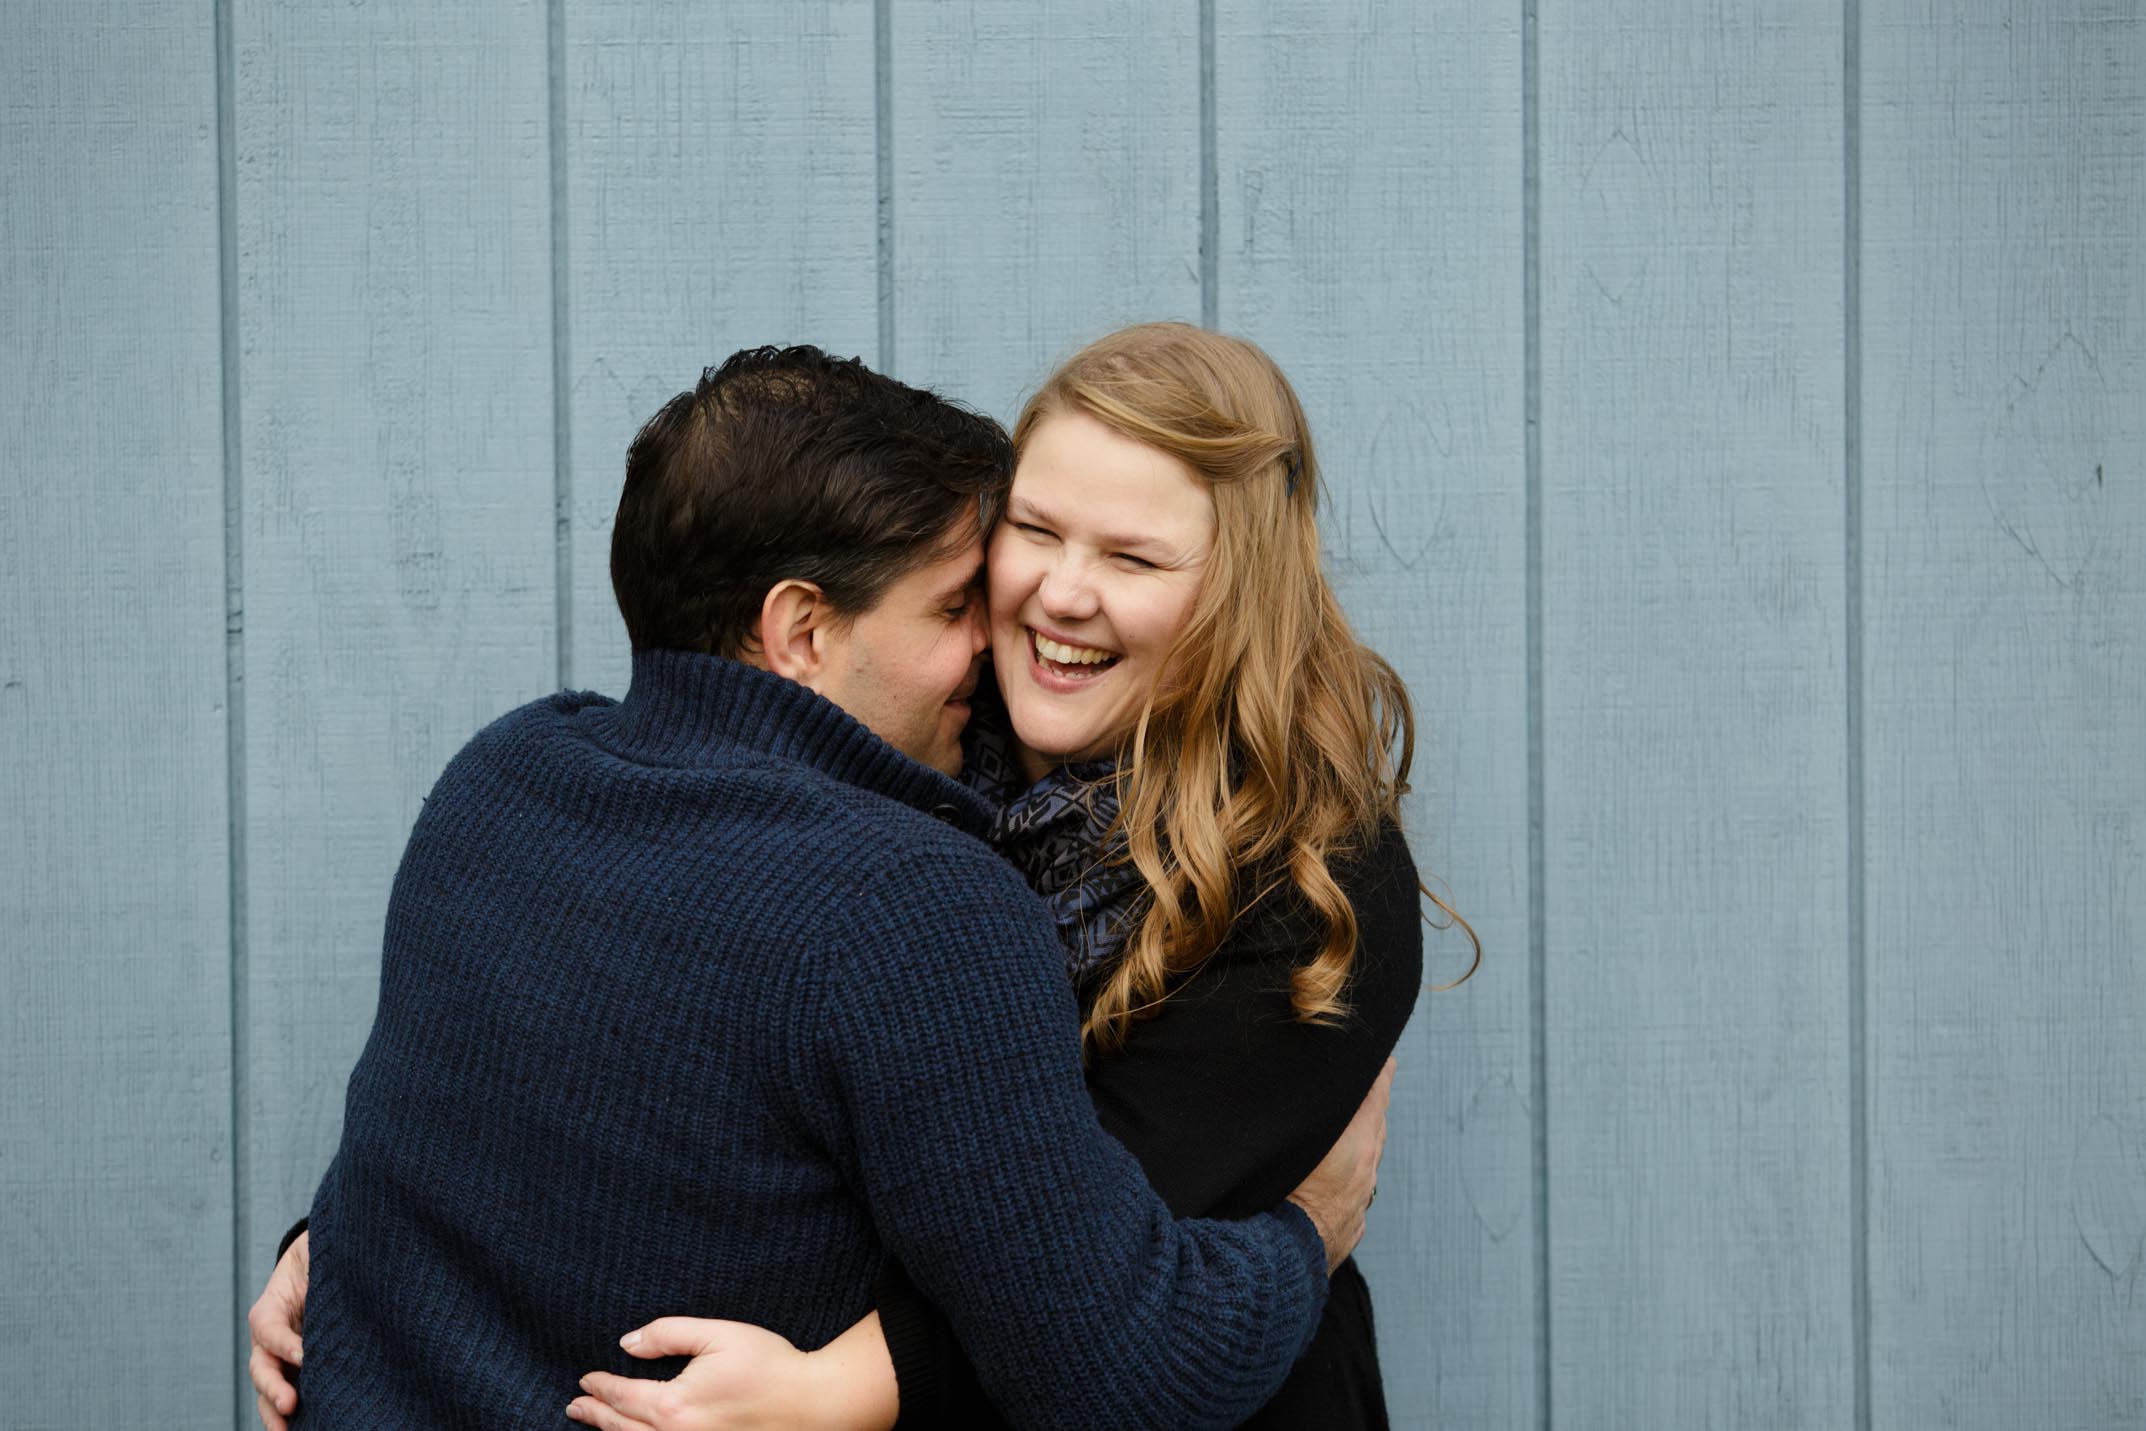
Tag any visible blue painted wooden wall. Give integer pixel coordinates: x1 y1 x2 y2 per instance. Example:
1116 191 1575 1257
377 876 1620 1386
3 3 2140 1427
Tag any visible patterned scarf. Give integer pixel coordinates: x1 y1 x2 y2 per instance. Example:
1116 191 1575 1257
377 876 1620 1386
961 686 1146 978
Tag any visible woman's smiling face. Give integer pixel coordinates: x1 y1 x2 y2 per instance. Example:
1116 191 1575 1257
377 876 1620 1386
988 409 1215 783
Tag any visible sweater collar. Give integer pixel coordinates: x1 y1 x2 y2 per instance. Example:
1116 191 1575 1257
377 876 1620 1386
592 648 993 837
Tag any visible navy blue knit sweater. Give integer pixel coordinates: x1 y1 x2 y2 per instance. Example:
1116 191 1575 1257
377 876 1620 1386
297 650 1328 1430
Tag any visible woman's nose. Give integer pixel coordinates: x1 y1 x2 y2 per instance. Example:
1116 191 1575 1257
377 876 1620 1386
1037 555 1100 620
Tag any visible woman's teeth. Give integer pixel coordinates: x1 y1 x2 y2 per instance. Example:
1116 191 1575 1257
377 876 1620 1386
1032 630 1119 671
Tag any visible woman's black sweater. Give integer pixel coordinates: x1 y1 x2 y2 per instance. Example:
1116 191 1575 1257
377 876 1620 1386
879 821 1426 1429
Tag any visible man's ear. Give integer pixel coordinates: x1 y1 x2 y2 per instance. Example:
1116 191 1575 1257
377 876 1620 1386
757 579 836 683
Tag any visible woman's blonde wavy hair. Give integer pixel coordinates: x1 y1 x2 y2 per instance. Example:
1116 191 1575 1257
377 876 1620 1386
1011 322 1479 1054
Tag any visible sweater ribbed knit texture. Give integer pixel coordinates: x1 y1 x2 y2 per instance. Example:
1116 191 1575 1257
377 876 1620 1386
297 649 1326 1431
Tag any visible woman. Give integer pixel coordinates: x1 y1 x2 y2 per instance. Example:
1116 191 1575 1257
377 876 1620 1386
566 323 1476 1430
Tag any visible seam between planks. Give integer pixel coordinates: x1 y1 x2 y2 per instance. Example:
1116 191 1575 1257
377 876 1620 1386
1843 1 1871 1426
548 0 572 690
1199 0 1218 329
215 0 249 1419
1522 0 1551 1427
875 0 895 369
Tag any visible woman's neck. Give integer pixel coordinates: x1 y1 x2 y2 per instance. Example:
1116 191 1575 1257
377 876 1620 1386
1014 742 1056 787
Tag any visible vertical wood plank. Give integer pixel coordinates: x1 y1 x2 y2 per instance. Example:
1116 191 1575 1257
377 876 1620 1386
1538 1 1853 1423
232 0 557 1304
889 0 1202 419
0 5 234 1424
563 0 880 696
1864 3 2146 1424
1214 5 1535 1427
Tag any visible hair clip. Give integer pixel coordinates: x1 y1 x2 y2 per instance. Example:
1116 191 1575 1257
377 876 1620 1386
1281 451 1300 497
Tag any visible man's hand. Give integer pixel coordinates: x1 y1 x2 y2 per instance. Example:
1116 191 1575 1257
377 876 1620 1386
1286 1056 1395 1272
246 1230 309 1431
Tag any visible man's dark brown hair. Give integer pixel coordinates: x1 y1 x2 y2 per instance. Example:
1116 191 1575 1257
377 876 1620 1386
610 345 1013 659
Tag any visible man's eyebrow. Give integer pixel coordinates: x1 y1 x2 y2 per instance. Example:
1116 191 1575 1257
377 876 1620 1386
928 558 985 605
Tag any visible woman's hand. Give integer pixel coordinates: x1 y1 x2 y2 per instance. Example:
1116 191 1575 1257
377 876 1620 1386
1286 1056 1395 1271
568 1312 898 1431
246 1231 309 1431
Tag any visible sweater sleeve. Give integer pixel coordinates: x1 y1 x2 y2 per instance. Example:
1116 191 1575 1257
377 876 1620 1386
874 822 1427 1422
813 844 1330 1431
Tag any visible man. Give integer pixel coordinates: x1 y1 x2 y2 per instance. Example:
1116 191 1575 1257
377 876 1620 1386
249 347 1385 1429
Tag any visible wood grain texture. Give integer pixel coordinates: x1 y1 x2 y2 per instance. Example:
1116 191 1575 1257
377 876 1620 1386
889 0 1202 418
1862 2 2146 1424
0 5 234 1425
5 4 2143 1425
563 0 879 696
1214 4 1533 1426
231 0 557 1305
1538 2 1853 1423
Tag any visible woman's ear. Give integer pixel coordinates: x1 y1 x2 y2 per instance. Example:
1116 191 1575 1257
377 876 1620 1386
756 579 832 681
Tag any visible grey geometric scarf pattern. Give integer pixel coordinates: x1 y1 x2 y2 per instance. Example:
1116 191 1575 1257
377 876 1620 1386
962 685 1147 978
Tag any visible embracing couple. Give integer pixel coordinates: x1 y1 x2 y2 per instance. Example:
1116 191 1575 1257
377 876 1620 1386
247 323 1473 1430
